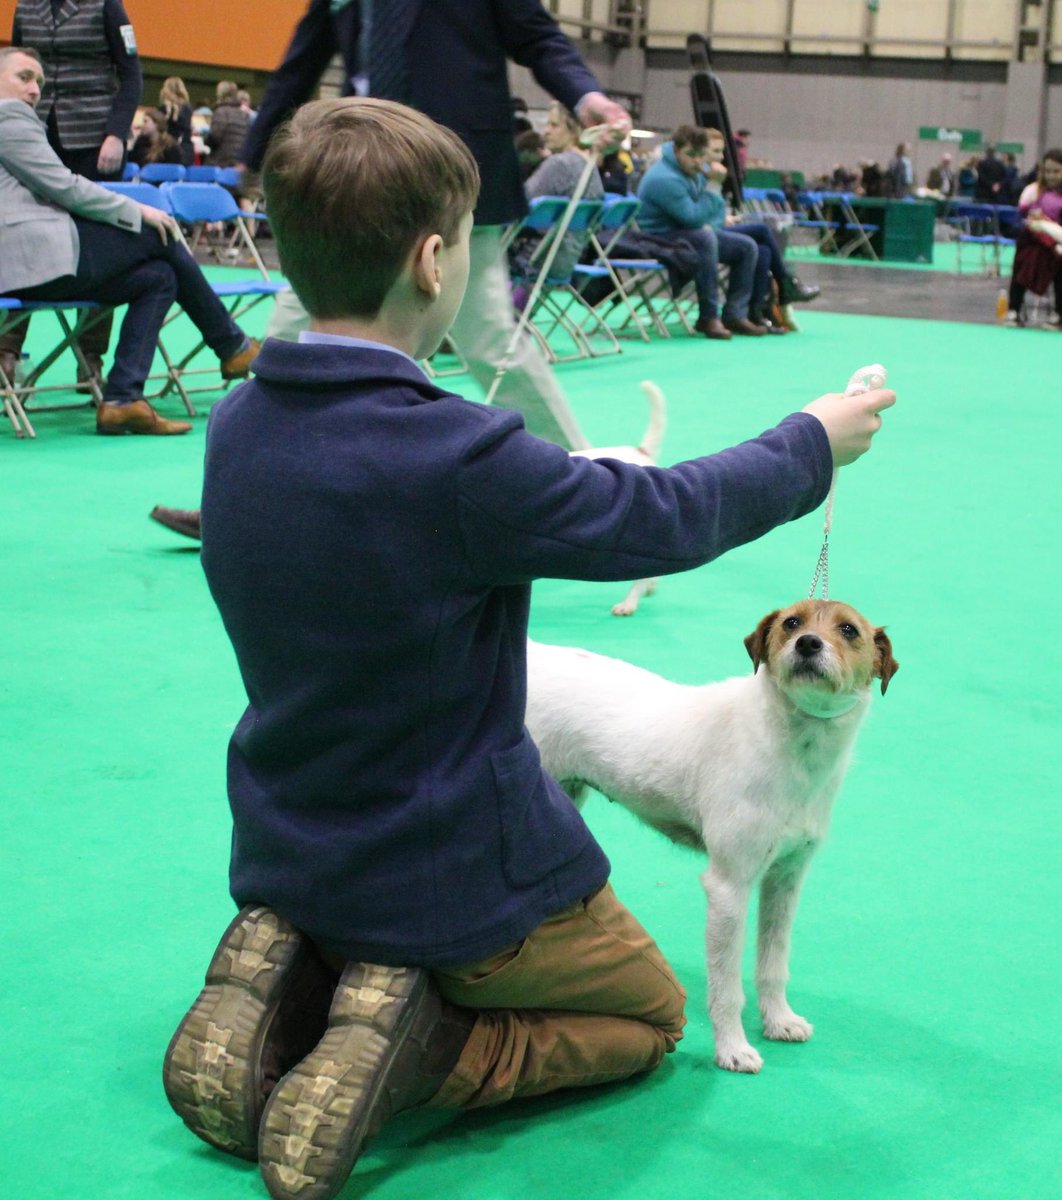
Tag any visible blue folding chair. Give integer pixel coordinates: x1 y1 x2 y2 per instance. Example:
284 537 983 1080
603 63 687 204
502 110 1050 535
508 197 612 362
0 297 107 438
121 161 140 181
139 162 186 184
571 196 653 343
161 181 269 276
943 201 1008 274
185 165 218 182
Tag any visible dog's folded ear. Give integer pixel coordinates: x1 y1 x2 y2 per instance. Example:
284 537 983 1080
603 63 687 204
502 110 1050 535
744 610 779 671
873 627 899 694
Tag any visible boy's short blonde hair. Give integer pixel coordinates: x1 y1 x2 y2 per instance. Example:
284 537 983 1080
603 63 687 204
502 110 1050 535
263 98 480 319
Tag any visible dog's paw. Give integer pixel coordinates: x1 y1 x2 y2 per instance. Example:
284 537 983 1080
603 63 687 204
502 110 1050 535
610 599 638 617
763 1012 814 1042
714 1043 764 1073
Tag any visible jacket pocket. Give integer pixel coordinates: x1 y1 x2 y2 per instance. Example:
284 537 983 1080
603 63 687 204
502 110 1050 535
492 735 590 888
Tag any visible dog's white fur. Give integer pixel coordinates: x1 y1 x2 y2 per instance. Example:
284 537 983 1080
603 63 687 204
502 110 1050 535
525 599 898 1072
570 381 666 616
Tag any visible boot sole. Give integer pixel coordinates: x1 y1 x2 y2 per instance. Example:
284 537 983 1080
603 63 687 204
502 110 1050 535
259 963 428 1200
163 906 313 1160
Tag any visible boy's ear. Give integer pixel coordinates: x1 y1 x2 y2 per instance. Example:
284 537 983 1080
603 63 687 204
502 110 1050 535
412 233 444 299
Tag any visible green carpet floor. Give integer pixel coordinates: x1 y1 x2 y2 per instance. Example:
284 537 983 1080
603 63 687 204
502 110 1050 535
2 304 1059 1200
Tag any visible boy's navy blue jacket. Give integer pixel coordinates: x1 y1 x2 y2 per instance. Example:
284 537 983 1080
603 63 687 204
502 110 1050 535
201 340 833 968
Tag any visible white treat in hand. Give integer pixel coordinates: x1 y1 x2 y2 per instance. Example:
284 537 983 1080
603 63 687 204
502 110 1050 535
844 364 887 396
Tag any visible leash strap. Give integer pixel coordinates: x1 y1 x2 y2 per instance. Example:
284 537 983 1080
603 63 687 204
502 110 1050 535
807 473 836 599
807 364 886 600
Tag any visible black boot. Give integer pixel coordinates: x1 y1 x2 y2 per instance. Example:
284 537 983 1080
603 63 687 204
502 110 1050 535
779 274 820 304
749 304 787 334
258 963 476 1200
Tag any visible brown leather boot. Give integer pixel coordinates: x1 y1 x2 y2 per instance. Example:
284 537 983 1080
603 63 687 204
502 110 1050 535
258 963 475 1200
722 316 768 337
221 338 261 380
96 399 192 436
149 506 202 540
693 316 732 340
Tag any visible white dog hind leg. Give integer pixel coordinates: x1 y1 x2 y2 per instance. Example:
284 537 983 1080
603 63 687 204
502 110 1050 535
611 577 658 617
755 846 815 1042
702 864 762 1073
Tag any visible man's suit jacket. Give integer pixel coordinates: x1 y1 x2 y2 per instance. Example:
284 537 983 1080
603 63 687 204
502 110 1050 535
0 98 139 294
243 0 601 227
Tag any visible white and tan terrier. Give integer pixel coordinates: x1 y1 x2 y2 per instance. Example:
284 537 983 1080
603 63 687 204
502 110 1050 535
526 599 899 1072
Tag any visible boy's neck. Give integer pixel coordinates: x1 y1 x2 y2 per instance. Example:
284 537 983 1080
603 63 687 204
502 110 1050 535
310 317 418 359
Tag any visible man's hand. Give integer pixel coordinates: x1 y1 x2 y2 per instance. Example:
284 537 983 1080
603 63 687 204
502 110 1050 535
803 387 896 467
576 90 631 152
138 203 180 245
97 134 125 176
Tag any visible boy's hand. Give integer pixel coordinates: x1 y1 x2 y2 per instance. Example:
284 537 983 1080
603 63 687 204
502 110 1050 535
803 388 896 467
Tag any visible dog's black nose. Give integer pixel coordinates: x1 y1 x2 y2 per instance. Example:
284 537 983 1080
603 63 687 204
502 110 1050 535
795 634 823 658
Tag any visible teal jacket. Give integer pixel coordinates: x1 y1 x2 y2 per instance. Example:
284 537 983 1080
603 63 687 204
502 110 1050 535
636 141 726 234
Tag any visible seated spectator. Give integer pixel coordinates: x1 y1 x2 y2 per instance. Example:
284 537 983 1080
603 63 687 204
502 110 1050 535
860 160 884 198
521 101 603 280
205 80 249 167
514 128 547 181
0 49 259 436
702 127 819 332
636 124 762 339
159 76 194 166
129 107 182 167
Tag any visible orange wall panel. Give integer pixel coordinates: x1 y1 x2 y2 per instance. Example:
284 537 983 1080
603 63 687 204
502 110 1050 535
0 0 299 72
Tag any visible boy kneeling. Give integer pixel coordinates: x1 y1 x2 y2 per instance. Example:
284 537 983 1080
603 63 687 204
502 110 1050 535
163 99 893 1200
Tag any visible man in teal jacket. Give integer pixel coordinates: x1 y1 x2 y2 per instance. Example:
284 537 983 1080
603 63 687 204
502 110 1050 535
636 124 762 338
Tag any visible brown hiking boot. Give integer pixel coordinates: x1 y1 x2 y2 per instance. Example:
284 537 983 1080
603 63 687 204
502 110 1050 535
258 963 475 1200
163 906 337 1161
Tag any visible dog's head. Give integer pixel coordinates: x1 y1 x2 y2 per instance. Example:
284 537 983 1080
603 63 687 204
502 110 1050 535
744 600 898 715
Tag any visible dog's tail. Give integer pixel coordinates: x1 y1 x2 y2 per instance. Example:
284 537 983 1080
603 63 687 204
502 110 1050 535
638 380 667 461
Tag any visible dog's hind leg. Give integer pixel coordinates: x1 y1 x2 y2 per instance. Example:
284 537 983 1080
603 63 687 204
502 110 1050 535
702 864 762 1073
756 846 815 1043
611 577 658 617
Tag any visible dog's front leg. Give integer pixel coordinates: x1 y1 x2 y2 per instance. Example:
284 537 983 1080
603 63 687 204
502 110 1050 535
702 863 761 1073
756 845 816 1043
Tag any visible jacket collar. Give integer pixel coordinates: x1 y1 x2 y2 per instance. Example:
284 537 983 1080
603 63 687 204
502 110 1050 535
250 337 447 396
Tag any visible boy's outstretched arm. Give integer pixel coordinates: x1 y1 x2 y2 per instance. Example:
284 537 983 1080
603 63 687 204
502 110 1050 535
803 387 896 466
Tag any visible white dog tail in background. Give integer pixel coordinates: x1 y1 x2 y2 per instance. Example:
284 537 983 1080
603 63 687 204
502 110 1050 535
809 364 888 600
638 380 667 461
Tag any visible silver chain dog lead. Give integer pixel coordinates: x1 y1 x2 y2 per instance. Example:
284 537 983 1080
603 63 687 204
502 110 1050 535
808 365 887 601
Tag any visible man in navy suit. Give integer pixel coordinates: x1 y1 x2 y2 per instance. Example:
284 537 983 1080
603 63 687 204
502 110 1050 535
245 0 629 449
149 0 630 539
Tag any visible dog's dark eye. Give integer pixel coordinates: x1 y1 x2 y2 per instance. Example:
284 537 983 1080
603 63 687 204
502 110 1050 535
839 623 859 640
782 616 801 631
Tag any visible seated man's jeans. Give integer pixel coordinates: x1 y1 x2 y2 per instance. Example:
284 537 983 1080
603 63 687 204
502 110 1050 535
728 221 787 310
713 228 758 320
9 220 245 404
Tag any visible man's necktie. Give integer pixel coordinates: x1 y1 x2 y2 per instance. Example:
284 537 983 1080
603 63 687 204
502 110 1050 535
367 0 412 104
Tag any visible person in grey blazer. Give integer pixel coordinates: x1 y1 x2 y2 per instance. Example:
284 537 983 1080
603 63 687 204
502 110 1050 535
0 48 260 435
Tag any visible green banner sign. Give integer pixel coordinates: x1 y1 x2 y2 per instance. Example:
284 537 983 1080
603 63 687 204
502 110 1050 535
918 125 983 151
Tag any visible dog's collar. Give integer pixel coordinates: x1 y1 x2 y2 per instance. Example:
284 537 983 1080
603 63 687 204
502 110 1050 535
788 689 863 719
